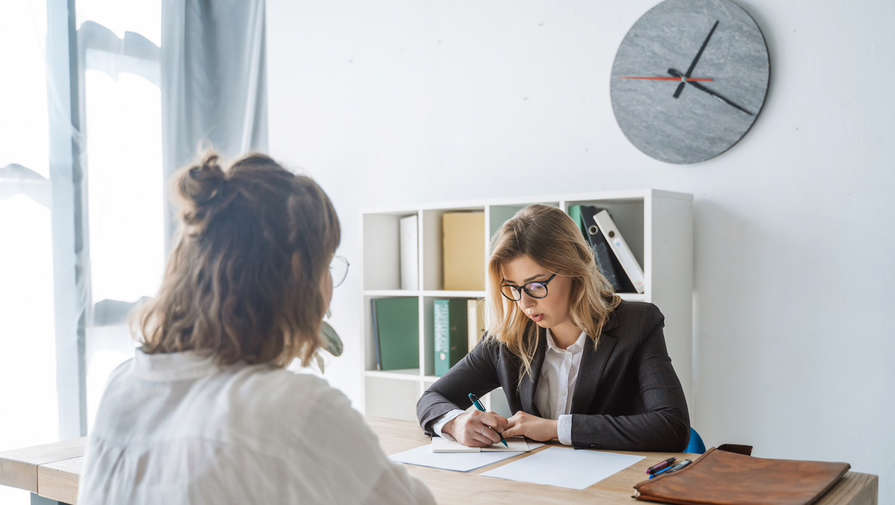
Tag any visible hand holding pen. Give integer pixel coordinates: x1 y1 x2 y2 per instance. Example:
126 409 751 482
441 393 509 448
468 393 509 448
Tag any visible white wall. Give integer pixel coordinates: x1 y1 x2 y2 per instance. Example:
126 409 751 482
266 1 895 501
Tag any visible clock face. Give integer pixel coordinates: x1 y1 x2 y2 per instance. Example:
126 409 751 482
610 0 770 164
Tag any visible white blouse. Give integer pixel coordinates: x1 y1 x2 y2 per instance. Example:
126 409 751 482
78 350 434 505
433 329 589 445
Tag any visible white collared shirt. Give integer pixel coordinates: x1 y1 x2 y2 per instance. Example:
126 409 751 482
433 329 589 445
78 350 434 505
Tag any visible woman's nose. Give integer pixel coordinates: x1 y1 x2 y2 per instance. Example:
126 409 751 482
519 292 537 309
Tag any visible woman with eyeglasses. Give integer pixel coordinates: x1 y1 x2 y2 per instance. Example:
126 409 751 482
78 153 434 505
417 204 690 451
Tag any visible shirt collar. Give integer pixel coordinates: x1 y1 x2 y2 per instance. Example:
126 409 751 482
132 348 223 381
545 328 588 355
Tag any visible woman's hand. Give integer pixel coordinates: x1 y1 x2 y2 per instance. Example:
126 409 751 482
443 410 508 447
502 411 558 442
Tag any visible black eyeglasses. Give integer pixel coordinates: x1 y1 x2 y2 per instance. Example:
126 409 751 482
500 273 557 301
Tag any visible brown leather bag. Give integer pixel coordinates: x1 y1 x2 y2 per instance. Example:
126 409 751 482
633 447 850 505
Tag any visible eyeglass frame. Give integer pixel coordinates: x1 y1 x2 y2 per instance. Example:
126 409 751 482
499 273 557 301
329 255 350 288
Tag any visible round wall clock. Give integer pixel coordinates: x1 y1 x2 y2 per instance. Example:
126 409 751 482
610 0 770 164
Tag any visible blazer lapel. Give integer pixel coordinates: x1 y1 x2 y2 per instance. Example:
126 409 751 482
518 324 547 416
571 315 620 413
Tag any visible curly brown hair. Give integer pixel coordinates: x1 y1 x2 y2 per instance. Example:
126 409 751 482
134 151 341 367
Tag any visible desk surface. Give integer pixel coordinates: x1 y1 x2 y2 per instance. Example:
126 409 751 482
0 418 879 505
367 418 878 505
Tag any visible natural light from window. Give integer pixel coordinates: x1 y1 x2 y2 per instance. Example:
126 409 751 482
0 5 56 505
78 0 163 430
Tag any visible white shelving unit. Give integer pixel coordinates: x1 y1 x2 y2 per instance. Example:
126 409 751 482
361 189 693 421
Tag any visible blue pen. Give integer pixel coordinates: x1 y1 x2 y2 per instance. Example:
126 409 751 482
467 393 508 448
649 459 691 479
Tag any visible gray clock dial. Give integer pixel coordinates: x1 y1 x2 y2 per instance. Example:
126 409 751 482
610 0 770 164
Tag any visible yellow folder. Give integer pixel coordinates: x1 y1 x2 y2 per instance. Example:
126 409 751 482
442 212 485 291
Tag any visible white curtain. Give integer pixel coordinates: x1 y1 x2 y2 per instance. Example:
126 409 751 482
0 3 83 503
1 5 269 486
161 0 269 246
75 0 270 430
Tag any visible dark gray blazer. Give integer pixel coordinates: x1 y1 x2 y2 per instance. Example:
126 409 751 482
416 301 690 451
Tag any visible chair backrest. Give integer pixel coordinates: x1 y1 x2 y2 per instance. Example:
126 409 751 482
686 427 706 454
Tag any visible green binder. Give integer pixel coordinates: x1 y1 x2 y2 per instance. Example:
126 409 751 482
434 299 469 377
372 298 419 371
567 204 584 231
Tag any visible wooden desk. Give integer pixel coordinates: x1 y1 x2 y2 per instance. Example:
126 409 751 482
0 438 84 504
368 418 878 505
0 418 879 505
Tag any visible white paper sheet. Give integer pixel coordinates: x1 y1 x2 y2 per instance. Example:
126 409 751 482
390 444 524 472
481 446 644 489
431 437 543 453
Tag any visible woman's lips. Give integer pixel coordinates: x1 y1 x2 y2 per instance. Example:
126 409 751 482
530 313 544 323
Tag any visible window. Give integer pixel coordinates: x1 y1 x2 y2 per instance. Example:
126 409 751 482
0 3 58 504
76 0 164 429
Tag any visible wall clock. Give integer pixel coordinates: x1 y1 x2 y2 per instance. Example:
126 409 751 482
610 0 770 164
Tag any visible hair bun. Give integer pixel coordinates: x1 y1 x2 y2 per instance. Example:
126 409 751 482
175 152 232 232
179 152 226 206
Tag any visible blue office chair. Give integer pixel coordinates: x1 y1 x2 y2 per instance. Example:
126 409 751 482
686 427 706 454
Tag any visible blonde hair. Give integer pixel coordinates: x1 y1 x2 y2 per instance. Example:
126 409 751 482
487 204 621 380
134 152 340 367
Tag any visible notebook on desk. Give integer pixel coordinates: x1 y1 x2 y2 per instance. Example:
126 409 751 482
431 437 543 453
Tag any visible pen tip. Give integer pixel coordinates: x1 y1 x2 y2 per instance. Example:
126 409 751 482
502 440 508 448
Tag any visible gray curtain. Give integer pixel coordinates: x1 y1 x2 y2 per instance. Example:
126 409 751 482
161 0 269 246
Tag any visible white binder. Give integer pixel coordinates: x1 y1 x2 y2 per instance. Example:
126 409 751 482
399 214 419 290
467 298 486 353
593 210 645 294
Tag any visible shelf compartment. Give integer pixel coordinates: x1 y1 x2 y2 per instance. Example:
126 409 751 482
363 212 420 291
421 207 486 291
564 197 646 295
364 295 420 372
364 375 420 421
422 295 485 378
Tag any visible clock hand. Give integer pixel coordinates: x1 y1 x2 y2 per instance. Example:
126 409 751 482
622 76 713 82
668 68 754 115
674 20 719 99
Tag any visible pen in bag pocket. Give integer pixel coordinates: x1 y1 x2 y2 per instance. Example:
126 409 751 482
646 457 676 474
649 459 691 479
